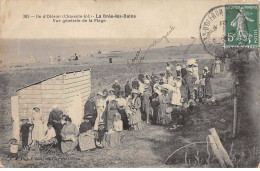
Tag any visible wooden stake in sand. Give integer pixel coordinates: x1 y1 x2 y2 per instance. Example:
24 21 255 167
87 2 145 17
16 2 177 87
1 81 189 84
209 128 234 167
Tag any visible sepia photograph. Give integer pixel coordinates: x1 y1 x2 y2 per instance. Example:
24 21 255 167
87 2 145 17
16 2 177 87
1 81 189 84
0 0 259 168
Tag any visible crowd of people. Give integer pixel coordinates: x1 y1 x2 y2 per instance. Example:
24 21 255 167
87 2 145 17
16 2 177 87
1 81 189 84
8 59 216 160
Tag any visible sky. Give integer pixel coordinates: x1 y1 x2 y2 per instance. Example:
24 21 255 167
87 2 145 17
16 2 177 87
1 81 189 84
0 0 258 39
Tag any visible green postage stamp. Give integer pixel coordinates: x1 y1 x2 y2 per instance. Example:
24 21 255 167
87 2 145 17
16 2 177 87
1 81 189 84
225 4 259 47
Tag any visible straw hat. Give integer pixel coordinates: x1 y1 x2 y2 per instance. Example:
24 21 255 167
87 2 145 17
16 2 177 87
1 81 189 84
83 115 92 120
187 68 193 72
20 116 29 121
144 79 150 84
160 87 168 92
204 66 209 71
131 89 139 94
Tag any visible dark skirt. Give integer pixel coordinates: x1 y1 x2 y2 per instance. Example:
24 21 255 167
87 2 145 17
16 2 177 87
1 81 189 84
118 109 129 130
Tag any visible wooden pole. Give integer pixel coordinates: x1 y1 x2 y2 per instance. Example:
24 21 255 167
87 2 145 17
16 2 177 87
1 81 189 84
232 96 238 138
232 80 239 138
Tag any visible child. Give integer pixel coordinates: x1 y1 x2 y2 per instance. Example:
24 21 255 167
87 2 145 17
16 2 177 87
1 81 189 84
95 122 106 148
8 138 19 160
105 113 123 148
20 118 34 148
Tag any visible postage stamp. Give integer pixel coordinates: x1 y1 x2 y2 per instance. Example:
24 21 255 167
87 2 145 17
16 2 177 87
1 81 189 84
225 4 259 47
200 4 259 57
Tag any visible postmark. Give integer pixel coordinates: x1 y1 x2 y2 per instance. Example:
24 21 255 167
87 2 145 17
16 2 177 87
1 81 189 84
199 5 225 57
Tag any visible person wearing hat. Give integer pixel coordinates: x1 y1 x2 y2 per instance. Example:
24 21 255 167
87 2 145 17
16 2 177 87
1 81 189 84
102 89 108 99
96 122 106 148
165 63 171 77
48 105 63 124
31 107 44 144
106 88 116 103
138 77 145 95
124 81 132 98
158 87 170 124
79 115 92 133
48 105 64 146
203 66 213 98
176 63 181 77
184 67 197 99
8 138 19 160
112 80 121 98
104 112 123 148
20 118 34 148
84 93 97 127
94 92 107 131
79 115 96 151
142 85 152 124
181 65 187 78
60 116 79 153
192 62 200 84
167 72 175 85
116 91 129 130
106 98 119 132
171 76 182 106
128 89 142 130
132 78 140 90
159 73 167 85
214 58 221 74
39 122 57 146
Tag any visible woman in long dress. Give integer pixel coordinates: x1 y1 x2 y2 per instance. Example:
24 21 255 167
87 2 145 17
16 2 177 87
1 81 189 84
203 66 213 98
171 77 182 106
31 107 44 143
94 92 106 131
128 89 142 130
192 63 200 84
106 100 119 131
60 116 79 153
215 59 221 74
158 88 169 125
104 112 123 148
78 115 95 151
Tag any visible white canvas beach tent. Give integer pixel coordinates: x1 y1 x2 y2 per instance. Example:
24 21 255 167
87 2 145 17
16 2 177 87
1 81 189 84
11 69 91 141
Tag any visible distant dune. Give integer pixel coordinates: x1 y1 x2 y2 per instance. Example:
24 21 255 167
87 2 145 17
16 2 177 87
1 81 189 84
0 38 213 67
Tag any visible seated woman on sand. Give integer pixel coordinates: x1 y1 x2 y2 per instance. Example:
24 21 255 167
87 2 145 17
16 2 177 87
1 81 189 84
39 122 57 146
103 112 123 148
78 115 96 151
60 116 79 153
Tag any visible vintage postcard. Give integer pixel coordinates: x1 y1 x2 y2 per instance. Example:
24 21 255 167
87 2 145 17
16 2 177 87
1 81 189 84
0 0 259 168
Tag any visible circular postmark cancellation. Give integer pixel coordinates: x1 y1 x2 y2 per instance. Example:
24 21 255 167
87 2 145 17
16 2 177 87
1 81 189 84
200 5 225 57
200 4 259 57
